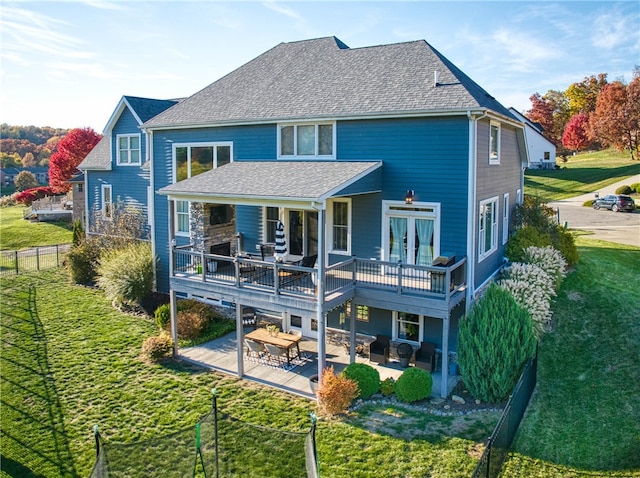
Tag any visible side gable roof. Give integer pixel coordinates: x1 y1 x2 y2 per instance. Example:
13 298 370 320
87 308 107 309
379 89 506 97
78 136 111 171
144 36 518 129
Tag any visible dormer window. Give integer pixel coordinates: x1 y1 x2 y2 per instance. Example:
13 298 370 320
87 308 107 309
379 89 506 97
278 123 335 159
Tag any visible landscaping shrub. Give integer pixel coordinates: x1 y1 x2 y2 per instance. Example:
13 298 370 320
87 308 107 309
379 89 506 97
523 246 567 289
72 219 85 246
380 377 395 397
65 240 101 285
512 195 556 232
13 186 55 205
394 367 432 403
96 242 155 306
0 194 17 207
141 332 173 362
457 283 536 403
550 226 579 266
630 182 640 193
505 226 552 263
498 262 555 337
342 363 380 399
154 303 171 329
317 366 359 416
615 185 632 195
175 310 209 340
177 298 216 321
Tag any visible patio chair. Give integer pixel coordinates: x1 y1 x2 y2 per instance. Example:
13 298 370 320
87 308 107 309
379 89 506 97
415 341 437 372
369 334 390 364
279 254 317 288
264 343 288 366
245 339 265 361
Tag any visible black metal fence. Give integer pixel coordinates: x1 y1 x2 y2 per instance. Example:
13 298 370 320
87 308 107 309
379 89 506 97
0 244 70 276
472 349 538 478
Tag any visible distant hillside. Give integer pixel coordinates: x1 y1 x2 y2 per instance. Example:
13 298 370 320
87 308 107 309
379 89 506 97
0 124 71 167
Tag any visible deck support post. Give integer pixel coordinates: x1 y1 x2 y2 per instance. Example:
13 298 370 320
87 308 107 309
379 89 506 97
170 290 178 358
441 313 450 398
236 303 244 377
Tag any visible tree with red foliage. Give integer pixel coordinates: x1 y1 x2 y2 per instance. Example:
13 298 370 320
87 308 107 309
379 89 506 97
526 91 569 148
590 77 640 160
562 113 591 152
48 127 101 193
14 186 56 206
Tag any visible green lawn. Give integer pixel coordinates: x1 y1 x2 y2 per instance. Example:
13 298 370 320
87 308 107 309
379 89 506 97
502 237 640 477
525 149 640 201
0 270 492 477
0 206 72 250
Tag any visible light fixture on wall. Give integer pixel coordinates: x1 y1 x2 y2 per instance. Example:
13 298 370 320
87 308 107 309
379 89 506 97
405 189 415 204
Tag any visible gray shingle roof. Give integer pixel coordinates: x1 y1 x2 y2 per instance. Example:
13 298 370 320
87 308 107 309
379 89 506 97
78 136 111 171
144 36 516 128
159 161 381 202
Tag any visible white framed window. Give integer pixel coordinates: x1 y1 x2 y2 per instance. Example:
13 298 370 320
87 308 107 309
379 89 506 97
101 184 113 219
479 196 499 261
327 198 351 254
502 193 509 245
263 207 279 244
382 201 440 266
343 301 370 323
489 121 500 165
175 200 189 235
173 142 232 182
392 311 422 344
117 134 141 165
278 122 335 159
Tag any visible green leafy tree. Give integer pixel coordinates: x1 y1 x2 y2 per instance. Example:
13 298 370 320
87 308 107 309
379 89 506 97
457 283 536 403
14 170 39 191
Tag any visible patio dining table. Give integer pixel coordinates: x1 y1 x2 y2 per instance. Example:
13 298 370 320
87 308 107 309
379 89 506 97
245 328 303 365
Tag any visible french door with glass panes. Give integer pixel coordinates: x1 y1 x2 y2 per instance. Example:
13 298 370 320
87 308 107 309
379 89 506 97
384 203 440 267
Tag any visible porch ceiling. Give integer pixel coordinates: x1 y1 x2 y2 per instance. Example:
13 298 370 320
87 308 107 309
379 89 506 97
158 160 382 206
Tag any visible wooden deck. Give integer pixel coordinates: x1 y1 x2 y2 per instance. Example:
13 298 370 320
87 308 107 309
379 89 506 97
179 330 458 400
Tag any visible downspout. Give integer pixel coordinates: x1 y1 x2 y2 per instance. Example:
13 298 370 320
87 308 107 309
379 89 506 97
147 129 157 291
313 201 327 388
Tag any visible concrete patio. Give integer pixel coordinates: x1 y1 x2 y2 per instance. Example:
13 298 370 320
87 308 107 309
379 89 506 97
179 330 459 400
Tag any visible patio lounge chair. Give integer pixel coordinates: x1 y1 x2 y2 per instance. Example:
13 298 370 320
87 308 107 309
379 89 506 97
279 254 317 288
415 341 437 372
369 334 390 364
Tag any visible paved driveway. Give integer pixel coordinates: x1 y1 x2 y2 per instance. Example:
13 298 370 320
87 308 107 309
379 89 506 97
547 174 640 248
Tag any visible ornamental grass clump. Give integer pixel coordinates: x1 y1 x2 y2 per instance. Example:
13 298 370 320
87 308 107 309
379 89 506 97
96 242 155 306
342 363 380 399
499 262 555 337
141 332 173 362
457 283 536 403
317 366 359 416
523 245 567 290
394 367 432 403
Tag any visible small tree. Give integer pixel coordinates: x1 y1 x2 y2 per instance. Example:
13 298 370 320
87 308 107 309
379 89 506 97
317 366 359 416
562 113 591 152
458 283 536 403
21 152 37 167
14 171 39 191
72 220 85 245
49 127 101 193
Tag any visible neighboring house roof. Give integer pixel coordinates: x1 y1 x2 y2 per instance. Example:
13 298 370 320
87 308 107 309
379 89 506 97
78 136 112 171
0 167 49 175
159 161 382 203
67 171 85 183
144 36 518 129
509 108 543 134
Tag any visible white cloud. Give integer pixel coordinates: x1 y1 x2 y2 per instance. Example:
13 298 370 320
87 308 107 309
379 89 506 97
490 28 561 73
1 6 93 61
591 12 628 49
261 0 303 21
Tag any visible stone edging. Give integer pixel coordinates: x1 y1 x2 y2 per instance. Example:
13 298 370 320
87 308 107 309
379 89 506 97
349 396 504 417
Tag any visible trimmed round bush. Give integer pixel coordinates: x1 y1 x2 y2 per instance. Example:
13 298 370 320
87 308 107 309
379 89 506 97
615 185 632 195
394 367 433 403
154 303 171 329
141 333 173 361
380 377 395 397
630 183 640 193
342 363 380 398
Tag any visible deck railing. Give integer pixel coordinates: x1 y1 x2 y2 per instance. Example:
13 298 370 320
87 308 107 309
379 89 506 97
173 248 466 302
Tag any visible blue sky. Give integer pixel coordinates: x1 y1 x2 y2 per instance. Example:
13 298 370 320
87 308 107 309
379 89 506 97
1 1 638 131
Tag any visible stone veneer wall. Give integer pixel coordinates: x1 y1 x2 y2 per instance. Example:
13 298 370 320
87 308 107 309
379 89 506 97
190 203 237 255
